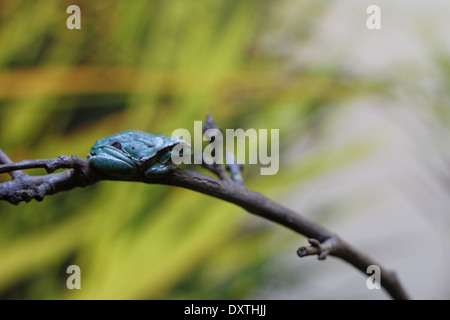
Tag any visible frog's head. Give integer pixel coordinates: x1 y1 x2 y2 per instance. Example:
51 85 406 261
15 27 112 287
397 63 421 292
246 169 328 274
88 130 189 179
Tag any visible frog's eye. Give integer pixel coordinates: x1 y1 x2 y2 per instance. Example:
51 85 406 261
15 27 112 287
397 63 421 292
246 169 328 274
110 141 123 150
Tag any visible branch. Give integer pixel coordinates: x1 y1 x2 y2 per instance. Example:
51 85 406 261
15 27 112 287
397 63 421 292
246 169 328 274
0 131 410 300
0 155 85 174
0 148 26 180
201 113 244 187
0 151 95 203
160 169 410 300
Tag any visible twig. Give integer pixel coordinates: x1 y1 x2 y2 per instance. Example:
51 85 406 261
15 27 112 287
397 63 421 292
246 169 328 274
161 169 410 300
0 148 26 180
202 114 244 187
297 238 339 260
225 151 245 187
0 155 82 174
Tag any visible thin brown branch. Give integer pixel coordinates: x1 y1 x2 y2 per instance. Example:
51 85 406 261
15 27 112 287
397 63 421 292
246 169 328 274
202 114 244 187
0 156 96 204
0 148 26 180
160 169 410 300
0 155 83 174
0 124 410 300
0 154 410 299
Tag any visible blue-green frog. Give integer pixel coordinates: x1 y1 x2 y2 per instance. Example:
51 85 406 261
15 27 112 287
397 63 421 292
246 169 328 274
88 130 186 178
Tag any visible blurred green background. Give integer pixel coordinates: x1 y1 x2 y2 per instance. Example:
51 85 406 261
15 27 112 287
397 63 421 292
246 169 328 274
0 0 449 299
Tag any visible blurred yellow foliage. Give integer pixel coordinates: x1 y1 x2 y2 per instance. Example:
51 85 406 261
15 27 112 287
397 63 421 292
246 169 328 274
0 0 372 299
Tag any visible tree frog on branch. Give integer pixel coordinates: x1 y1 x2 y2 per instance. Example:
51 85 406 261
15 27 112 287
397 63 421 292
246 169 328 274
88 130 187 179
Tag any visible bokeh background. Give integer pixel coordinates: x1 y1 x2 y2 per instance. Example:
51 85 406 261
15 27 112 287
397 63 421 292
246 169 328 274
1 0 449 299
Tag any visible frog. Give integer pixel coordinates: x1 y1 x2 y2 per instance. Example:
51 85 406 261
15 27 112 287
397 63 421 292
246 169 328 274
88 130 187 179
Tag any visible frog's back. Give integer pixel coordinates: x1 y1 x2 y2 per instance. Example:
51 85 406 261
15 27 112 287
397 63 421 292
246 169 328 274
101 130 175 159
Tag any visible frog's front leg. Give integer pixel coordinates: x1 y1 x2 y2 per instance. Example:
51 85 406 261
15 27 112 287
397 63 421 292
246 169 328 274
144 151 176 178
144 163 177 177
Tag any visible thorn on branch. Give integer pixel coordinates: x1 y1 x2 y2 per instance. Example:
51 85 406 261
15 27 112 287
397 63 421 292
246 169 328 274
297 237 339 260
